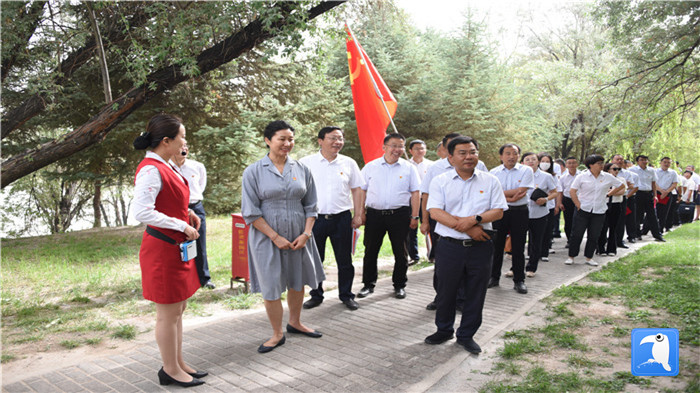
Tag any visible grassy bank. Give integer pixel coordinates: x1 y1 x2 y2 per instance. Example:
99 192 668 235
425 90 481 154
1 215 426 363
481 221 699 393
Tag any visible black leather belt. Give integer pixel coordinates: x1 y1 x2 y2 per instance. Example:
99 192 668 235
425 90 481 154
367 206 409 216
507 204 528 211
188 201 202 208
638 190 653 193
441 236 478 247
319 210 350 220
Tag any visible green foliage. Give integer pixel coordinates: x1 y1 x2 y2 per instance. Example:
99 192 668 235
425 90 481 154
111 324 136 340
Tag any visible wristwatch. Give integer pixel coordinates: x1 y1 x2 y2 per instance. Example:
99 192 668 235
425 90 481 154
475 215 483 223
303 232 312 238
411 216 420 220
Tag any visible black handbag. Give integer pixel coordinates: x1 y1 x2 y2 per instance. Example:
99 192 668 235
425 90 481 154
530 188 549 201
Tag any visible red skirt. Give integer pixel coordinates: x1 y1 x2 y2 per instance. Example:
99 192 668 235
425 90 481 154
139 232 200 304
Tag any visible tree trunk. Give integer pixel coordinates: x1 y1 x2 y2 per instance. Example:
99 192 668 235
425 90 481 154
100 202 111 227
1 1 47 83
86 2 113 103
93 182 102 228
1 1 346 187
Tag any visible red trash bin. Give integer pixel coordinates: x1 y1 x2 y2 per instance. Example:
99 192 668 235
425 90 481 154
231 213 250 291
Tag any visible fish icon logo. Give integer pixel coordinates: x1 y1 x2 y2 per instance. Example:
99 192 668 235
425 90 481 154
631 328 679 376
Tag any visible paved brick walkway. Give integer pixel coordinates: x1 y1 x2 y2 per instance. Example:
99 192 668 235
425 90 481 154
2 235 652 392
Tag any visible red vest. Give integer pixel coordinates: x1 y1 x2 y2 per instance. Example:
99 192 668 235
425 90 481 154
135 157 189 243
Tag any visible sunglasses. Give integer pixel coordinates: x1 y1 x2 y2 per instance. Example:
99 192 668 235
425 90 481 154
612 168 621 171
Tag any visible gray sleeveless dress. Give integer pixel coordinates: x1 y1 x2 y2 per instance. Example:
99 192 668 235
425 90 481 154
241 155 325 300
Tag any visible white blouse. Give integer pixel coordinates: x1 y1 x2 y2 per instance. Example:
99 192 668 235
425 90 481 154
133 151 188 232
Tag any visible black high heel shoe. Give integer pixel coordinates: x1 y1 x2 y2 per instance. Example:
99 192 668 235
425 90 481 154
158 368 205 387
188 370 208 378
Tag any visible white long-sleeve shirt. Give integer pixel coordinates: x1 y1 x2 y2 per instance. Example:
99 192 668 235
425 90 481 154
133 151 188 232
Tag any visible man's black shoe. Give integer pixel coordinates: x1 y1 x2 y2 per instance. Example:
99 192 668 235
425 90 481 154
565 242 570 248
426 301 437 310
424 332 454 345
618 243 629 249
342 299 359 310
357 286 374 298
202 281 216 290
654 237 666 242
487 277 499 288
408 258 419 266
628 238 636 243
456 337 482 354
395 288 406 299
302 298 323 309
514 281 528 294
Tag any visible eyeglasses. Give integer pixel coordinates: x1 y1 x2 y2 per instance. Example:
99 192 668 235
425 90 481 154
612 168 621 171
326 136 344 142
385 144 405 150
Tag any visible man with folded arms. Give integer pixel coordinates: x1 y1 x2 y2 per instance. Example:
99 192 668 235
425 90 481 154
424 136 507 354
299 127 364 310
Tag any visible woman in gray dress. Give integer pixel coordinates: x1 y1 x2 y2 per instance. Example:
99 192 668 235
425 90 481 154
241 120 326 353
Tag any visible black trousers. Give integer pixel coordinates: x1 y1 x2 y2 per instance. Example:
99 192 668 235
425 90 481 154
668 196 680 227
615 197 627 246
568 210 606 259
625 195 638 240
526 215 548 272
655 192 672 233
434 238 493 340
363 207 410 289
189 201 211 285
541 208 556 258
553 210 562 237
636 191 662 238
310 211 355 301
406 198 422 261
492 206 528 282
562 196 576 241
598 202 621 254
428 217 438 260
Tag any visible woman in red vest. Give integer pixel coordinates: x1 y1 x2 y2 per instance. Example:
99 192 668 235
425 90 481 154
133 114 206 388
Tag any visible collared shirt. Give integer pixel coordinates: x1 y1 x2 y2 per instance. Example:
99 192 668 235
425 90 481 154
548 176 562 209
420 158 488 195
570 171 624 214
299 152 364 214
610 175 627 203
618 168 634 185
134 151 188 232
409 157 434 182
172 158 206 204
553 164 562 176
528 169 557 219
655 168 678 191
361 156 420 209
628 165 657 191
559 170 580 198
427 168 508 239
490 163 534 206
681 178 696 202
691 172 700 191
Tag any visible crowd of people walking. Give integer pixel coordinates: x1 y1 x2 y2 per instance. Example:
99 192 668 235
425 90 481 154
132 115 698 387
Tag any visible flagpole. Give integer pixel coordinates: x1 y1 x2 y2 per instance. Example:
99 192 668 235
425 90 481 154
345 22 399 135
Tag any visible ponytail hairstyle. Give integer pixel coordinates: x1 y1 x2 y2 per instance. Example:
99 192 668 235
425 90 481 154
133 114 183 150
537 152 555 176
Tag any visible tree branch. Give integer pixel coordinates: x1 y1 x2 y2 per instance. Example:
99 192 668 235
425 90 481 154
1 1 47 83
1 1 346 188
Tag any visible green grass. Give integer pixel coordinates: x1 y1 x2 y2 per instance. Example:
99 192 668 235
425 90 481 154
59 340 80 349
483 222 699 392
111 324 136 340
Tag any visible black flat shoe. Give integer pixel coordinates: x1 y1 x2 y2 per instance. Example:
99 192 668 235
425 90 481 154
357 286 374 298
158 368 205 387
188 370 208 378
425 301 437 310
424 332 454 345
394 288 406 299
342 299 359 310
258 335 286 353
303 298 323 309
514 281 528 294
487 277 499 288
286 324 322 338
456 337 482 354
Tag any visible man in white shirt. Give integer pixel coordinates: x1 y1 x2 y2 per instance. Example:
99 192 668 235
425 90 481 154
629 155 664 242
407 139 434 264
610 154 637 248
489 143 534 294
685 165 700 220
655 157 678 233
299 127 364 310
358 133 421 299
424 136 507 354
171 145 214 289
557 157 580 245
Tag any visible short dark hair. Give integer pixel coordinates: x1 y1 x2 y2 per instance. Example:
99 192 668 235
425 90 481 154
584 154 605 168
442 133 462 146
554 158 565 166
635 154 649 162
499 143 520 155
660 156 671 162
383 133 405 144
447 136 478 155
520 152 537 163
611 154 624 161
317 126 343 140
133 113 183 150
264 120 294 141
409 139 426 150
565 156 577 162
604 162 615 172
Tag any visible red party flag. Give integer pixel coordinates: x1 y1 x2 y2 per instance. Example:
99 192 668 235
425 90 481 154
345 25 397 164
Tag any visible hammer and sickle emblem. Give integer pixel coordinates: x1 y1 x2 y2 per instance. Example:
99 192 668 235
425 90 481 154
347 47 363 86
